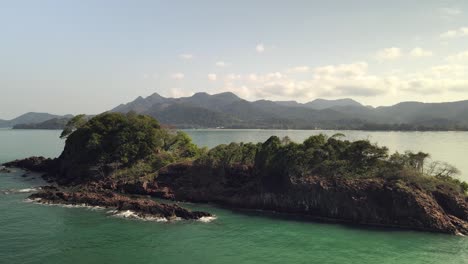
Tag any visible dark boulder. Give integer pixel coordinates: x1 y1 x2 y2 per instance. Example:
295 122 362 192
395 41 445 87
29 188 211 220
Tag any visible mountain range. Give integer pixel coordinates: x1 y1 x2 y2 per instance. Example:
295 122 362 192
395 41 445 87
111 92 468 130
3 92 468 130
0 113 73 128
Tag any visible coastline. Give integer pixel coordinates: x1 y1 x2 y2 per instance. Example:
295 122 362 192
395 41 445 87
4 157 468 235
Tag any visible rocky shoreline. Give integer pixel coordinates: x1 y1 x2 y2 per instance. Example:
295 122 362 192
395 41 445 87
3 157 213 221
28 186 211 221
4 156 468 235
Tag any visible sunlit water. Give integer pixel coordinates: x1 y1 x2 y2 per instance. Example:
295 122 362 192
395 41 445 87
0 129 467 263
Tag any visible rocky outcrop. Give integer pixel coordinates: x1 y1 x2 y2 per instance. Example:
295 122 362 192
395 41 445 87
29 187 211 220
85 179 175 200
0 166 11 173
156 162 468 235
5 157 211 221
3 156 57 172
7 157 468 234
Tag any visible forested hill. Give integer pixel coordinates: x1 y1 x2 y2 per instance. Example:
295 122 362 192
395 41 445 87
111 92 468 130
12 117 71 130
0 112 72 128
4 92 468 130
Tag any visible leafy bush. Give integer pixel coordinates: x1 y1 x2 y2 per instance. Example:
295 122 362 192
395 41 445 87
61 112 203 180
196 142 260 167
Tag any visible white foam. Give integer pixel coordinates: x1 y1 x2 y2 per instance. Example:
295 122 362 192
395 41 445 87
114 210 139 218
110 210 168 222
2 187 40 194
24 199 104 210
24 199 207 223
198 216 217 223
17 188 39 193
24 198 42 203
143 216 168 222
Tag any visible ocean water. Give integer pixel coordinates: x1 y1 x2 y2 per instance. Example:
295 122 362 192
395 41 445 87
0 129 467 264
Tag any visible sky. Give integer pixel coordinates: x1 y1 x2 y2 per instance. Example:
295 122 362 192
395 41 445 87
1 0 468 119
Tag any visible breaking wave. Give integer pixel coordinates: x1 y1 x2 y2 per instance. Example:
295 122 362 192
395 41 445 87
1 187 40 195
198 216 217 223
109 210 168 222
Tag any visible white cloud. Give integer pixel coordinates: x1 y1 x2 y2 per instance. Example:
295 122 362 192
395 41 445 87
256 43 265 53
171 73 185 80
440 27 468 38
207 73 217 81
410 47 433 57
248 74 258 81
179 54 194 60
446 50 468 61
169 88 193 98
287 66 310 73
219 62 386 99
431 64 466 76
439 7 462 18
267 72 283 79
440 30 457 38
216 61 468 101
226 73 242 81
376 47 402 60
215 61 228 67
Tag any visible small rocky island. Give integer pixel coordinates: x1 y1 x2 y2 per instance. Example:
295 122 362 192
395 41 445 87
4 113 468 234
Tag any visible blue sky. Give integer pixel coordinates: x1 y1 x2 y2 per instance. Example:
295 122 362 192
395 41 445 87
1 0 468 118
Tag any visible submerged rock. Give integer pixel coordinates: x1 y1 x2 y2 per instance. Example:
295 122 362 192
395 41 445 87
0 166 11 173
28 188 211 220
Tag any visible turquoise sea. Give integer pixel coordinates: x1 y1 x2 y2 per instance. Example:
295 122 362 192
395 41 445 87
0 129 467 264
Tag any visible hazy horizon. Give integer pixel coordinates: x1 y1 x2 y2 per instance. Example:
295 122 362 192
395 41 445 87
2 0 468 119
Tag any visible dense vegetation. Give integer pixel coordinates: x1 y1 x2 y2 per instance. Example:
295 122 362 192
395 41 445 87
60 112 203 181
61 113 467 194
197 135 468 194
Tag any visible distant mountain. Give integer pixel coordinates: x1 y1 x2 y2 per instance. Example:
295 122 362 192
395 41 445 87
5 93 468 130
0 112 72 128
12 117 71 130
304 98 363 110
112 92 368 129
111 92 468 130
374 101 468 126
112 92 169 113
275 101 303 108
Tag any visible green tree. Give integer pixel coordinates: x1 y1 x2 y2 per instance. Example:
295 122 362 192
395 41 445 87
60 114 88 138
62 112 163 166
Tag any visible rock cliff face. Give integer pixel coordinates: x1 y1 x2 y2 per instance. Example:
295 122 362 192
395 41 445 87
156 162 468 235
5 157 468 234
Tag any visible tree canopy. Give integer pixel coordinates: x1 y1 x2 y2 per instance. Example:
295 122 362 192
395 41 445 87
60 114 467 194
61 112 201 173
196 134 467 194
